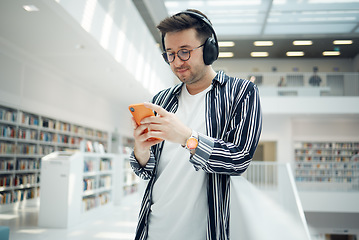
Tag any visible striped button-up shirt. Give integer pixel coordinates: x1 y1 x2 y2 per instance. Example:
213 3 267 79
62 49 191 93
130 71 262 240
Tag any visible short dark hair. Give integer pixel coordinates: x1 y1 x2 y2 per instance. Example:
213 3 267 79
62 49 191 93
157 9 212 44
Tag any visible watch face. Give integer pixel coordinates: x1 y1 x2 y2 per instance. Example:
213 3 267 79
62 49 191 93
187 137 198 150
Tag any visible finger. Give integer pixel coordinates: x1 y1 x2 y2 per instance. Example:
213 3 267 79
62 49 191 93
147 122 163 132
134 124 150 138
140 115 162 125
143 130 164 143
131 117 138 129
143 102 168 117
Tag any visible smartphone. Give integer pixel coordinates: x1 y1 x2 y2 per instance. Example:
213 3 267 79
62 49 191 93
129 103 161 141
128 103 155 125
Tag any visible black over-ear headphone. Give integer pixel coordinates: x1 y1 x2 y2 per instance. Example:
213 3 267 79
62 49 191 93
161 10 219 65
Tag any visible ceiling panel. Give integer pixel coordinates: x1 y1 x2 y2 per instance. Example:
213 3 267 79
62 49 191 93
154 0 359 59
264 23 357 35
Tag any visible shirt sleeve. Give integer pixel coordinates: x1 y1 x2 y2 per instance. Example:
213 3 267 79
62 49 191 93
129 150 156 180
189 83 262 175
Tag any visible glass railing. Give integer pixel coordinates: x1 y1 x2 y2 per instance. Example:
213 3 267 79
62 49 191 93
237 161 312 239
234 72 359 97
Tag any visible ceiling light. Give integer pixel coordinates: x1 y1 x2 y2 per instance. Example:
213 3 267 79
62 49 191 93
23 5 39 12
323 51 341 56
293 40 312 46
250 52 269 57
218 41 235 47
286 51 305 57
208 1 261 6
254 41 273 46
333 40 353 45
218 52 234 58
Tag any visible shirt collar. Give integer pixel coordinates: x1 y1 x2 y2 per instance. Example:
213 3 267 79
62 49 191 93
212 71 227 86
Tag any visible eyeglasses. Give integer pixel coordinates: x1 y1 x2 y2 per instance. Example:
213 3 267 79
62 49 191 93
162 44 204 63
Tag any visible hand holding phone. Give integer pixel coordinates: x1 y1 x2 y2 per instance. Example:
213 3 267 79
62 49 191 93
128 103 161 141
129 103 155 126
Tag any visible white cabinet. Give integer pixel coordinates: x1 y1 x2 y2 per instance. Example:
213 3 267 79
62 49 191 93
38 152 119 228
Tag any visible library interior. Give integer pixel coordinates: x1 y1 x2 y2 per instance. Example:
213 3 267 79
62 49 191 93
1 0 359 240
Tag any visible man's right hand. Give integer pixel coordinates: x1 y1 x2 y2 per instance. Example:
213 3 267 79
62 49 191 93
132 117 162 167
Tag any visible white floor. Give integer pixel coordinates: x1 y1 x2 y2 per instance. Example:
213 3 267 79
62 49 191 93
0 193 142 240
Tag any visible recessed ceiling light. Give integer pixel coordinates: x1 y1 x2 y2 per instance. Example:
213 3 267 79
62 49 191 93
23 5 39 12
219 52 234 58
286 51 305 57
250 52 269 57
333 40 353 45
293 40 312 46
323 51 340 56
253 41 273 46
218 41 235 47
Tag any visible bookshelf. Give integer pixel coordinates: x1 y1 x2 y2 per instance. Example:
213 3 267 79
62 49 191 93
294 141 359 190
111 134 140 205
123 152 140 196
119 137 140 196
38 152 118 228
0 104 109 211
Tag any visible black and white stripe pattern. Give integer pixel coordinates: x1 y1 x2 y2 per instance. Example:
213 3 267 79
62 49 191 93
130 71 262 240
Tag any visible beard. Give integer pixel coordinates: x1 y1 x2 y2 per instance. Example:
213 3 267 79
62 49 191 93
174 65 202 86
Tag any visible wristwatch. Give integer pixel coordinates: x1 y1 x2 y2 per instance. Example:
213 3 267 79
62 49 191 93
182 130 199 151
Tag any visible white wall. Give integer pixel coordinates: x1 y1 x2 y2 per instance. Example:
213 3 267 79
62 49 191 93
292 117 359 142
0 39 116 132
260 115 293 163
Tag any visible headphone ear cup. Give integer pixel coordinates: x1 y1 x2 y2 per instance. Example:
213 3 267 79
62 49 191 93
203 37 219 65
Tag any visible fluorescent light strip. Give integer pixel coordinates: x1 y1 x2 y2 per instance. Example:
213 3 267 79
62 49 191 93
208 0 261 6
250 52 269 57
218 52 234 58
286 51 305 57
254 41 273 46
293 40 312 46
333 40 353 45
23 5 39 12
218 41 235 47
323 51 340 56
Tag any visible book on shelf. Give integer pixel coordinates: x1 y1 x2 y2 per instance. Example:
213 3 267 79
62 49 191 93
0 142 16 154
0 108 17 123
20 112 39 126
0 125 16 138
86 141 93 152
0 159 14 171
0 175 14 187
83 178 96 191
40 118 56 129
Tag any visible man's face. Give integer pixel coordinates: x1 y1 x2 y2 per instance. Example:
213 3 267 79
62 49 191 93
164 28 206 85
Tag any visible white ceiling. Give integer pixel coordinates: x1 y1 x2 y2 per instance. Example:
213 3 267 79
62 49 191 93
137 0 359 59
165 0 359 37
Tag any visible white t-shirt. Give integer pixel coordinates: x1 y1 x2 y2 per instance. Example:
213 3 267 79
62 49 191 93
147 84 211 240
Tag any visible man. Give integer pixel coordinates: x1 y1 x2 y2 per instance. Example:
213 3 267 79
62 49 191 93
130 9 262 240
309 66 322 86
